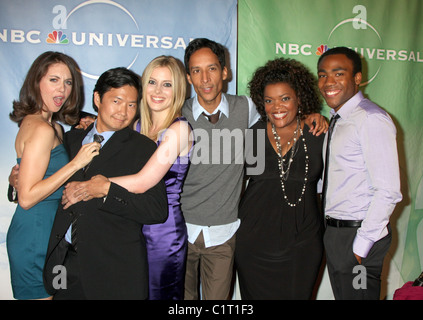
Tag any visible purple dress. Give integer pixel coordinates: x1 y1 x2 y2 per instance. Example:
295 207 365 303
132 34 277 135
138 117 192 300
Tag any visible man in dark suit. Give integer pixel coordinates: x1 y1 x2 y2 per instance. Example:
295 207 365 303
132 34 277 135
42 67 168 300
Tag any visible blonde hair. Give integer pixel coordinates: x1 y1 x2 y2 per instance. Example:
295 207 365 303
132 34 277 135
139 55 187 141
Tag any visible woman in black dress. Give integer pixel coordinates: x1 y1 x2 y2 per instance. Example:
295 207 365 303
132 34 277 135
235 58 325 299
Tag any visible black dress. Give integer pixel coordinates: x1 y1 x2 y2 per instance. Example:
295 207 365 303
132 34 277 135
235 120 324 300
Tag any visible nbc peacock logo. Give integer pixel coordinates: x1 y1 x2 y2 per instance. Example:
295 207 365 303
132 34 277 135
316 44 329 56
46 30 69 44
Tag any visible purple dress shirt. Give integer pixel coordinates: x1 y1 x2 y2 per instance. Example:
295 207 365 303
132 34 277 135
323 91 402 258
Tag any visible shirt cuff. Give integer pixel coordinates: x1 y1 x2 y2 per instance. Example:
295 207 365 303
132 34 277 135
352 234 375 258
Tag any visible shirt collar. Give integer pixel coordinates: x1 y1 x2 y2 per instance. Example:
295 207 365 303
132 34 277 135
82 120 115 147
192 93 229 120
331 91 364 119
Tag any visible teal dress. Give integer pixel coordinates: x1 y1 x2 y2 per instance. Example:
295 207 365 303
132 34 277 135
7 144 69 299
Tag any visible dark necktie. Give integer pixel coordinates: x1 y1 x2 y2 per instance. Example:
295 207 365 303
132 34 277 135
83 134 104 172
73 134 104 250
321 114 340 212
203 110 220 124
93 133 105 144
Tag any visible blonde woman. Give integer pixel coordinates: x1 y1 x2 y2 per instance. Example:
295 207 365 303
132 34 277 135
63 56 193 300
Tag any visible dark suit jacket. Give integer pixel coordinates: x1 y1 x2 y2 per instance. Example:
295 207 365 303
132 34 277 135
43 124 168 299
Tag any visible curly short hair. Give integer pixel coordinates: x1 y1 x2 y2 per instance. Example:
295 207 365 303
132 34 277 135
248 58 322 120
318 46 362 75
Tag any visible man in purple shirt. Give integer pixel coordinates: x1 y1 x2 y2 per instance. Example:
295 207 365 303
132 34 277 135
317 47 402 300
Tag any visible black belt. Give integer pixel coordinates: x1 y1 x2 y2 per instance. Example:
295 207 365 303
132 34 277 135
325 216 362 228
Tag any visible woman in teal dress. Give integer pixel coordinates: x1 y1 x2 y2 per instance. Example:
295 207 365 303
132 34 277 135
6 52 100 300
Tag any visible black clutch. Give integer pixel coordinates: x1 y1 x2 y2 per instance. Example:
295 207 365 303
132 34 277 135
7 184 18 203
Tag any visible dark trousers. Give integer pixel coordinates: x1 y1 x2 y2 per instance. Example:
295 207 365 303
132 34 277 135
53 240 87 300
323 224 391 300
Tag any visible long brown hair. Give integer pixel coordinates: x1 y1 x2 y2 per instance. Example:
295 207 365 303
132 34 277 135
9 51 84 126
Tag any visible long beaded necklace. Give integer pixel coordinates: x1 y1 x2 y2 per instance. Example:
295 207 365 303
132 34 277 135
271 117 309 207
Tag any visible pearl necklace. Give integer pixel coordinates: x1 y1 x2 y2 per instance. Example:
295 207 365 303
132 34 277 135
271 117 309 207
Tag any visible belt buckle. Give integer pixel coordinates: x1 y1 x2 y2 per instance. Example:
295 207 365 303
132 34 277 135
325 215 339 227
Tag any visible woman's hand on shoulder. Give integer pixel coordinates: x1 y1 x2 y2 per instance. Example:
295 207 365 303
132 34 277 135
305 113 328 136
